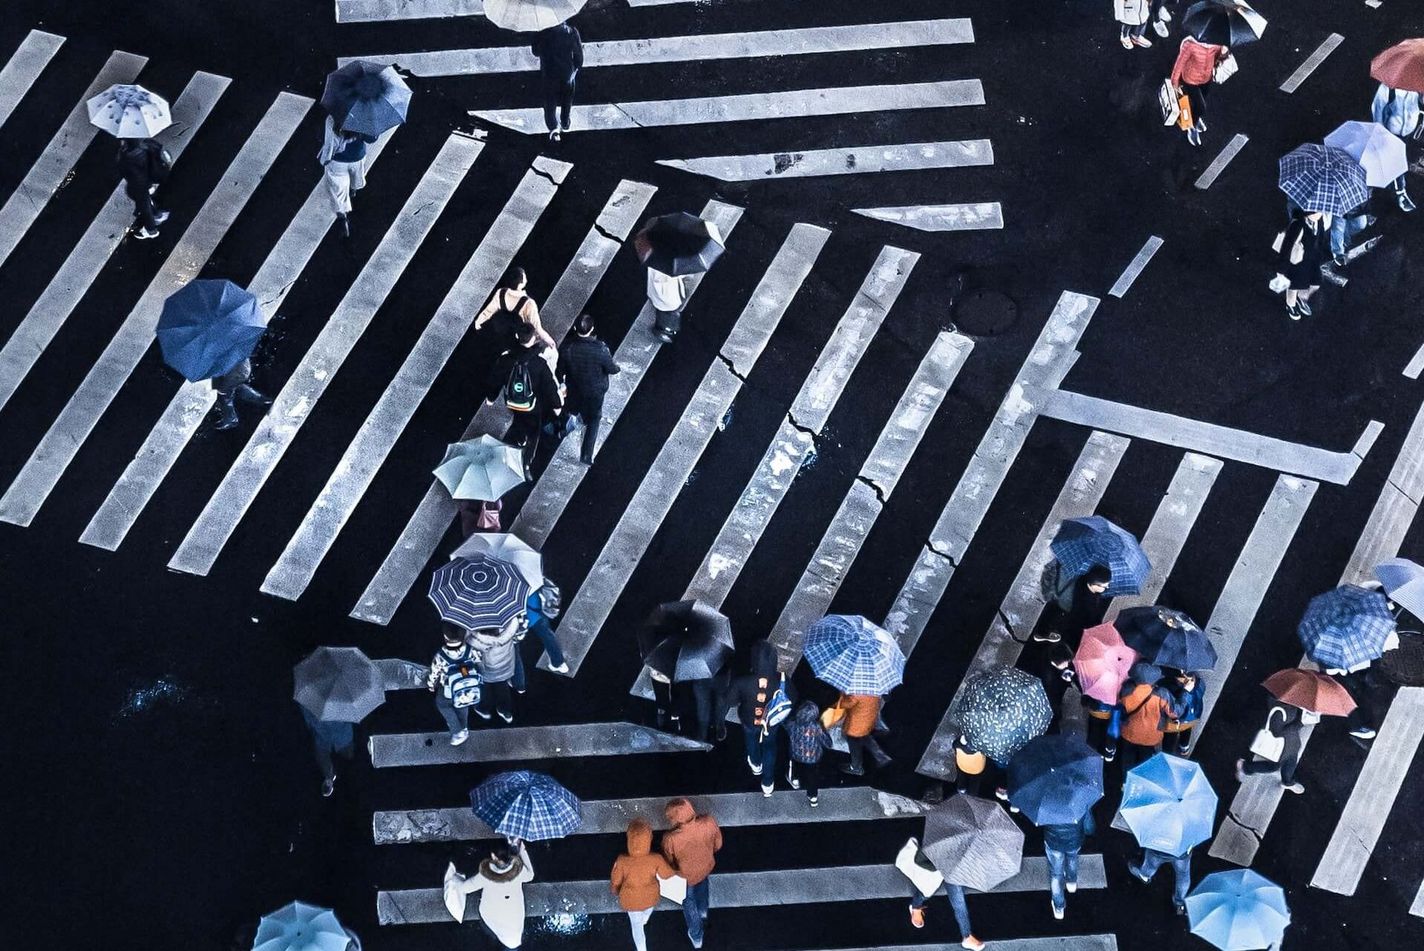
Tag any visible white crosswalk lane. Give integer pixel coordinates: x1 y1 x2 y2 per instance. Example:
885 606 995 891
659 140 994 182
1195 133 1249 190
853 202 1004 232
79 132 397 551
335 0 483 21
0 71 231 416
0 50 147 271
370 722 711 768
349 179 656 624
0 93 311 528
260 158 572 599
165 135 483 575
0 31 65 132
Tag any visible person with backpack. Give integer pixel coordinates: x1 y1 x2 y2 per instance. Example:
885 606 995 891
1037 563 1112 646
469 615 528 724
489 324 563 457
317 115 377 237
116 136 172 239
786 700 831 806
1118 667 1182 771
427 625 482 745
714 640 795 795
1163 669 1204 754
660 798 722 949
557 313 620 465
609 818 676 951
531 21 583 142
524 581 568 674
474 267 556 350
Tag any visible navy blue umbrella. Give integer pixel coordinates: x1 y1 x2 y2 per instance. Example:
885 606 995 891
1049 516 1151 597
470 771 581 841
1006 733 1103 827
155 279 264 382
321 61 411 137
1298 584 1395 670
1116 606 1218 671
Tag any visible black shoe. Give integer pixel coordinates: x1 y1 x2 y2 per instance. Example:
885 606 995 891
579 455 594 466
338 213 350 237
839 763 864 776
234 384 271 407
153 210 170 225
1332 253 1348 268
1285 302 1303 321
1399 191 1417 213
1174 901 1187 916
653 329 675 343
1297 298 1313 317
213 401 240 430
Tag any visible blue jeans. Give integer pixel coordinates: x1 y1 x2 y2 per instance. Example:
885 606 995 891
1045 845 1079 912
1330 213 1368 257
744 725 778 780
910 882 972 939
681 877 710 942
1137 848 1191 905
528 618 565 667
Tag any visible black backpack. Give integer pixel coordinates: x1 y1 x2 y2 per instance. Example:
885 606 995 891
506 358 536 413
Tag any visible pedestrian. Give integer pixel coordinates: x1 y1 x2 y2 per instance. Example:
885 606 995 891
1037 563 1112 646
457 498 503 538
1327 197 1376 270
427 626 482 745
610 818 677 951
443 842 534 948
116 136 172 239
826 691 887 776
524 580 569 674
786 700 831 806
1150 0 1175 39
900 838 985 950
652 667 722 741
474 268 557 350
557 313 620 465
1372 82 1420 212
1119 669 1180 771
1043 809 1095 920
1115 0 1153 49
715 640 795 795
469 615 528 724
647 267 689 343
1164 669 1204 754
1274 207 1330 320
299 706 354 798
1324 658 1382 740
531 20 583 143
953 734 993 798
1169 34 1229 146
660 798 722 949
317 114 376 237
1128 844 1192 915
489 324 563 457
1235 701 1315 795
211 357 271 431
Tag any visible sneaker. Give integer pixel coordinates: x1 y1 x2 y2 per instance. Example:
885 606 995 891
474 707 493 720
747 756 763 776
1128 865 1150 883
808 795 819 807
153 210 171 225
1366 215 1379 227
787 764 800 790
1187 127 1202 147
550 130 561 143
322 778 335 798
1153 18 1169 37
839 763 864 776
1177 737 1193 754
1160 6 1172 21
514 683 527 695
1174 901 1187 916
689 935 703 950
1052 902 1065 920
1132 35 1153 47
1349 725 1377 739
1066 882 1078 894
497 710 514 724
761 784 774 798
548 661 570 674
1333 253 1348 268
1196 117 1207 133
579 456 594 466
1286 302 1303 321
1032 630 1062 643
1282 781 1305 794
1009 804 1021 814
1234 758 1248 783
1399 191 1417 213
962 937 986 951
653 329 675 343
1103 745 1117 763
450 729 469 745
909 905 926 928
1297 298 1313 317
1120 35 1134 49
995 787 1009 801
133 227 160 240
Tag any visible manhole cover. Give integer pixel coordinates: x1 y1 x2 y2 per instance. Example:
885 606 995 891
953 289 1018 336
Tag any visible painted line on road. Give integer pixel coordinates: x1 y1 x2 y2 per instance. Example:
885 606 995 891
335 0 483 22
1280 33 1345 93
1194 133 1248 190
1403 340 1424 379
659 140 995 182
369 722 711 768
1108 236 1164 299
1413 880 1424 917
916 430 1130 781
0 93 311 527
165 135 483 575
0 31 65 132
853 202 1003 233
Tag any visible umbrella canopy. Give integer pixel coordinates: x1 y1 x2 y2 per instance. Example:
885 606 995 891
1371 38 1424 93
321 61 411 137
293 646 384 723
1115 606 1217 671
921 793 1025 891
1122 752 1217 855
1006 734 1104 827
1182 1 1267 47
470 770 581 841
1324 121 1409 189
484 0 587 32
1278 143 1370 215
452 532 544 589
955 666 1052 765
155 279 265 382
433 435 526 501
252 901 351 951
1297 584 1395 669
1375 557 1424 619
429 555 532 629
634 213 726 276
1049 516 1150 596
1074 622 1139 703
802 614 906 694
638 600 734 682
88 83 171 138
1186 869 1290 950
1261 668 1357 716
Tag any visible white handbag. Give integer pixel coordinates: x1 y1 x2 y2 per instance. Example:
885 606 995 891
1248 707 1286 762
1213 53 1239 84
895 838 944 898
658 874 687 904
1159 78 1182 126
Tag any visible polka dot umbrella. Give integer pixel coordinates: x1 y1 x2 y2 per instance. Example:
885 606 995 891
954 666 1052 765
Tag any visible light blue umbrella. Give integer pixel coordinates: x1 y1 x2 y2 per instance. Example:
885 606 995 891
803 614 905 694
1324 121 1408 189
252 901 352 951
1122 752 1217 855
1375 558 1424 619
1186 869 1290 950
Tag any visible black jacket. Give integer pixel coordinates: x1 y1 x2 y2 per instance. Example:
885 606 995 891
116 139 171 199
558 335 619 404
531 24 583 81
715 641 796 728
490 345 562 414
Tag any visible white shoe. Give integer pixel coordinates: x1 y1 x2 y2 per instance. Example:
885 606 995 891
548 661 570 674
498 710 514 724
133 227 160 240
1066 882 1078 893
748 756 763 776
1052 902 1065 920
761 784 774 798
1120 35 1134 49
450 729 469 746
1153 19 1169 37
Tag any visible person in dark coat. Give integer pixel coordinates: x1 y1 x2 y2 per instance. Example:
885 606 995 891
489 324 562 457
557 313 619 465
1043 810 1095 920
1235 701 1315 795
530 22 583 142
117 137 172 239
1276 208 1329 320
1037 563 1111 646
299 706 354 798
714 640 795 795
786 700 830 805
211 357 271 431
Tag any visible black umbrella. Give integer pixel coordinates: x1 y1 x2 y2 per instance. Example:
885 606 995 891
321 61 411 137
634 213 725 276
637 600 734 682
1116 606 1217 671
1182 0 1267 47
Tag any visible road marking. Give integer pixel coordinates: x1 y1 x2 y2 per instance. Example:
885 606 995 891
0 31 65 131
507 200 745 550
377 857 1109 924
79 131 398 551
0 50 147 271
471 81 985 133
0 93 311 528
1194 133 1249 190
1030 386 1382 486
854 203 1003 232
357 20 974 76
1413 880 1424 917
370 722 712 768
374 658 428 691
335 0 483 22
1108 236 1164 298
349 180 656 624
165 135 483 575
658 140 994 182
916 431 1130 781
1280 33 1345 93
0 71 231 416
552 224 834 676
1403 340 1424 379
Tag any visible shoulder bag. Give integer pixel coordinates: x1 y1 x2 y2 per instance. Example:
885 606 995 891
1248 706 1287 762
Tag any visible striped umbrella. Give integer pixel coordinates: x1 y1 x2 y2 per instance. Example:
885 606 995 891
292 646 385 723
1186 870 1290 950
87 83 171 137
1278 144 1370 215
1375 557 1424 619
429 555 531 629
1297 584 1395 669
452 532 544 589
921 793 1024 892
803 614 906 694
1122 752 1217 855
252 901 351 951
470 770 582 841
955 666 1052 765
1049 516 1151 596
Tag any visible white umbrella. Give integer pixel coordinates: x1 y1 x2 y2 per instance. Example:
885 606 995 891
87 84 171 138
452 532 544 588
433 435 526 501
1324 121 1409 189
483 0 587 32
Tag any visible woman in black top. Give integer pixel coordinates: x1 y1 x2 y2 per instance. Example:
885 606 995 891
1276 209 1330 321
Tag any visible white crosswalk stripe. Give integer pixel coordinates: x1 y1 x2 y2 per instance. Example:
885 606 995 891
335 0 483 22
370 722 712 768
0 30 65 132
659 140 994 182
853 202 1004 232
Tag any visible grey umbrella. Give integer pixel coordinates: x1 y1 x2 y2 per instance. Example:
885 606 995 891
921 793 1025 892
293 646 385 723
1376 558 1424 620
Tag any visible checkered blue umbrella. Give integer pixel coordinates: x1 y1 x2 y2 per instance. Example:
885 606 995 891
1297 584 1395 669
470 770 582 841
802 614 906 694
429 555 531 629
1049 516 1151 597
955 666 1052 765
1278 144 1370 215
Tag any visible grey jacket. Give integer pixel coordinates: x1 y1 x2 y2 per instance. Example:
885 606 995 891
470 625 522 682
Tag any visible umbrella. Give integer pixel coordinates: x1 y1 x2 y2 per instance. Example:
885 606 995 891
252 901 351 951
1115 606 1217 671
155 279 265 382
452 532 543 589
1182 1 1267 47
638 600 734 682
1297 584 1395 669
1324 121 1409 189
321 61 410 137
433 435 526 501
1371 38 1424 93
292 646 385 723
1049 516 1150 596
921 793 1025 892
1375 557 1424 619
87 83 171 138
955 666 1052 765
470 770 581 841
1278 144 1370 215
634 213 725 276
803 614 906 694
1261 668 1357 716
1186 869 1290 950
1005 734 1103 826
429 555 532 629
1121 752 1217 855
484 0 587 32
1074 622 1139 703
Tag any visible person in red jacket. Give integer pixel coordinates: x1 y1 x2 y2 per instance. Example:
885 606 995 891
1170 36 1229 146
660 798 722 949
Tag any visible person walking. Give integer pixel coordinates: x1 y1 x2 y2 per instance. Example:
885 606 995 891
1164 669 1204 754
1235 701 1315 794
557 313 620 465
317 115 376 237
1372 82 1420 212
1037 563 1112 646
1128 845 1193 916
1150 0 1175 39
829 691 886 776
531 21 583 142
490 324 563 457
474 268 556 350
1275 207 1330 320
901 838 985 950
786 700 832 806
1115 0 1153 49
1170 34 1228 146
444 842 534 948
661 798 722 949
427 626 481 745
524 581 569 674
647 267 689 343
652 667 723 741
299 706 354 798
715 640 795 795
211 357 271 431
470 616 528 724
116 136 172 239
610 818 677 951
1328 197 1376 270
1043 810 1095 920
1118 670 1180 771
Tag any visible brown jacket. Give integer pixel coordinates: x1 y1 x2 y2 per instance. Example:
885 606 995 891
838 693 881 738
610 819 675 912
660 798 722 886
1120 683 1178 747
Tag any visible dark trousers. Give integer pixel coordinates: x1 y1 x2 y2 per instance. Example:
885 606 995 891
1242 728 1302 784
542 74 575 131
789 758 821 799
566 394 605 462
507 410 543 459
1183 82 1208 125
652 678 715 741
653 306 684 338
479 679 514 719
130 190 159 229
527 618 565 668
302 710 354 782
1119 741 1157 773
1333 669 1377 731
744 725 779 780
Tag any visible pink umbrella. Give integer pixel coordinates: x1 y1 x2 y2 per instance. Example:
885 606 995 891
1074 622 1139 703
